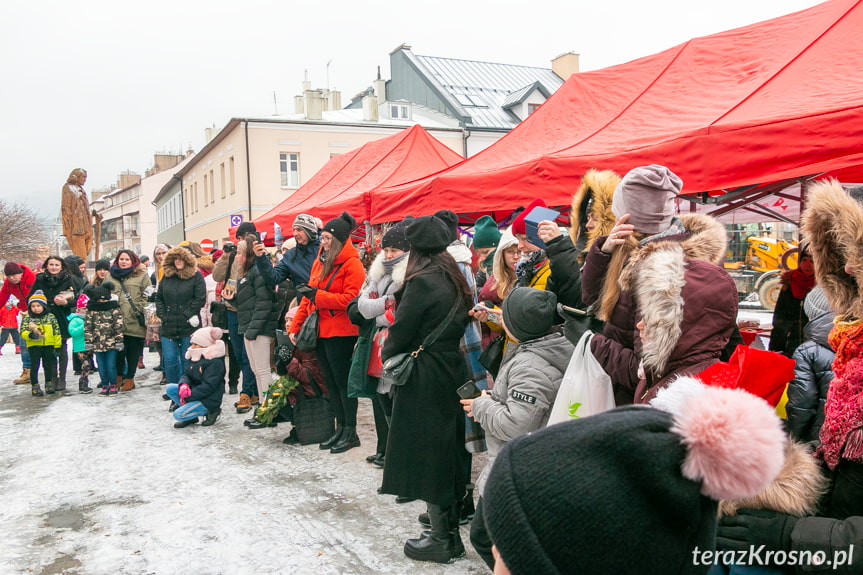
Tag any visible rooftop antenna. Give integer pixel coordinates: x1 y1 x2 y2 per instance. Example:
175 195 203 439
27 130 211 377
273 90 278 115
326 60 332 91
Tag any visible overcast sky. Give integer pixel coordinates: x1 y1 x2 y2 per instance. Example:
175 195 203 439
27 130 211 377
2 0 822 225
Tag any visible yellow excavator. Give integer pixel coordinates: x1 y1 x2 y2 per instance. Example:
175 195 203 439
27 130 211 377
724 236 799 310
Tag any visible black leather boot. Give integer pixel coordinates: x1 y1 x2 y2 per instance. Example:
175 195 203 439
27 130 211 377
174 417 199 429
319 424 343 450
330 425 360 454
449 504 466 558
404 504 457 563
201 409 221 427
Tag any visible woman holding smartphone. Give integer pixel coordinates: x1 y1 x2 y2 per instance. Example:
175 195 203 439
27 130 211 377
380 215 472 565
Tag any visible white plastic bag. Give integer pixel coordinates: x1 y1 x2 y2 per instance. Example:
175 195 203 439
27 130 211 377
547 332 615 426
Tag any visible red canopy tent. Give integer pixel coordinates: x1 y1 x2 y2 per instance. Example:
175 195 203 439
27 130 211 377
369 0 863 224
252 124 463 240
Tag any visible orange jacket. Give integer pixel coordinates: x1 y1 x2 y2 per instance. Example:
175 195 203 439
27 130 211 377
289 242 364 339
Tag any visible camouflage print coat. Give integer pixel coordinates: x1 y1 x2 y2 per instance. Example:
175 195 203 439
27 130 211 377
84 300 124 353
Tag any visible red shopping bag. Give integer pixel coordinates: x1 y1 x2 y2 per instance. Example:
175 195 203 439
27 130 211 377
698 345 795 406
367 328 388 378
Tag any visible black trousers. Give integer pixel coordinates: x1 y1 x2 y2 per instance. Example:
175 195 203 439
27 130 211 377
469 497 494 570
116 335 146 379
372 389 393 454
316 336 358 426
29 346 56 386
224 332 240 385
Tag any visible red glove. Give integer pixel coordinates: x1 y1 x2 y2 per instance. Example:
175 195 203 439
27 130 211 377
384 296 395 311
384 308 395 324
178 384 191 405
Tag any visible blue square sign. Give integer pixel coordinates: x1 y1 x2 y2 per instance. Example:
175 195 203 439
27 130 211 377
230 214 243 227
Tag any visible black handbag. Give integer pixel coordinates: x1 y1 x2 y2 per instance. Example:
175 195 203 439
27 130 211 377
381 300 461 388
292 369 334 445
209 300 228 330
558 304 604 346
478 335 506 378
294 264 343 352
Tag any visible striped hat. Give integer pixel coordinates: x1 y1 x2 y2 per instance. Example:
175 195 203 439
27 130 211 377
28 290 48 307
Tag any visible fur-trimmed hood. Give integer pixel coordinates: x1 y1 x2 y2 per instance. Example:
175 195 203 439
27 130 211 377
492 229 519 287
366 251 408 285
719 439 826 517
800 179 863 320
623 213 736 378
186 338 226 362
569 169 621 261
162 246 199 280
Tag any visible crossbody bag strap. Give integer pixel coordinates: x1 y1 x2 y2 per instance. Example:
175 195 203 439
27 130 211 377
303 366 325 399
309 263 344 314
118 278 142 316
412 299 461 357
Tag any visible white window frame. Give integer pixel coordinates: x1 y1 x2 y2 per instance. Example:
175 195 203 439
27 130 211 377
280 152 300 188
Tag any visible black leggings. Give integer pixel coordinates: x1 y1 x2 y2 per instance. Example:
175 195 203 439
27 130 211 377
116 335 146 379
316 336 358 426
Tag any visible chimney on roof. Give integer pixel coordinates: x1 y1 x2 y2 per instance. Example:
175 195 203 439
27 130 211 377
302 69 311 92
362 94 379 122
373 67 386 102
329 90 342 110
552 52 580 80
305 89 324 120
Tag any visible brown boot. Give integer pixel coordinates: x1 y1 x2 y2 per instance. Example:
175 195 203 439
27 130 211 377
236 393 252 414
117 375 123 387
120 378 135 392
14 368 30 384
251 395 260 406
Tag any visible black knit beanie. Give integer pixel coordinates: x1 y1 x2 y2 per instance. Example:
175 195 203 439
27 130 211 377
501 288 557 342
405 216 451 254
322 211 356 243
94 259 111 272
433 209 459 243
484 383 788 575
236 222 257 240
381 220 411 252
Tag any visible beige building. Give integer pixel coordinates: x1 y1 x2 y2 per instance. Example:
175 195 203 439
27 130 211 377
175 86 464 247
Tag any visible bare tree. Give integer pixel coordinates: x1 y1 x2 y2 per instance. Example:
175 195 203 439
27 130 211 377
0 199 52 270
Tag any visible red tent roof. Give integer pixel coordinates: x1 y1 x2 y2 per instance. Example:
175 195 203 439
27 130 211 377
369 0 863 224
252 124 463 238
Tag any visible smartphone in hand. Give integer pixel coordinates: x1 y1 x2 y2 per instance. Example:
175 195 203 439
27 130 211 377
457 380 482 400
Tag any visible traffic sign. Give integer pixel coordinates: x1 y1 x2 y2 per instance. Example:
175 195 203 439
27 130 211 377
199 238 214 252
229 214 243 227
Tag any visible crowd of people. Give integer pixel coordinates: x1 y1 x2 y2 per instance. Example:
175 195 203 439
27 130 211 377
2 165 863 573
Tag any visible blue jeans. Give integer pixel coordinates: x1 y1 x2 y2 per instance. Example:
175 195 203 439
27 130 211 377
94 350 118 388
20 337 31 369
161 336 191 385
166 383 208 422
226 310 255 396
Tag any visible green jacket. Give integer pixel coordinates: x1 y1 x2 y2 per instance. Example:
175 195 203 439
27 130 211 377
20 312 62 348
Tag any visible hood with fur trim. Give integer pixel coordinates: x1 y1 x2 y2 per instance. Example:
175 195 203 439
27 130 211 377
801 179 863 320
622 213 736 380
719 438 826 518
161 246 199 280
366 250 408 285
569 169 620 262
185 338 226 362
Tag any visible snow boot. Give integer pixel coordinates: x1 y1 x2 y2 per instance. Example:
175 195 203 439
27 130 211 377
15 345 21 354
45 381 56 395
14 368 30 384
404 505 458 563
31 384 43 397
79 382 93 394
120 378 135 392
108 384 118 395
201 409 221 427
235 393 252 414
99 386 110 397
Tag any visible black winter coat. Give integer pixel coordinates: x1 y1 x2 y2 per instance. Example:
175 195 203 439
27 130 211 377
380 269 471 506
179 355 226 412
236 265 279 340
30 271 80 338
155 272 206 340
769 285 808 358
786 311 835 443
544 234 586 309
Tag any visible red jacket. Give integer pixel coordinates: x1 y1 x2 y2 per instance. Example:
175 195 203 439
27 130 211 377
0 265 36 312
289 242 364 339
0 304 19 328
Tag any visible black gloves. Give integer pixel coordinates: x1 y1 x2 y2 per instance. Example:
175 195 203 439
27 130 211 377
296 284 317 302
717 509 797 553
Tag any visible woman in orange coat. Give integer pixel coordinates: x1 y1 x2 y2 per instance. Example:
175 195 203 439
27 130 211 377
289 212 365 454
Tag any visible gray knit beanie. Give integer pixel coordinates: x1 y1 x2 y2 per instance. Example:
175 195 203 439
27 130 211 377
611 165 682 234
292 213 318 240
502 288 557 343
803 286 830 320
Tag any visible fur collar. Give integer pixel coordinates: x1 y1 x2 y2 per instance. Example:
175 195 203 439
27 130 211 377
185 339 226 362
446 242 473 265
569 169 620 260
719 439 826 517
162 247 199 280
801 179 863 320
367 251 408 285
622 213 728 376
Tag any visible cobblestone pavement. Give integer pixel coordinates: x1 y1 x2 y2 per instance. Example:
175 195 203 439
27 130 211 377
0 350 488 574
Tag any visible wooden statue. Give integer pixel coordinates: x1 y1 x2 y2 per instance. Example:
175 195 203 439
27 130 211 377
61 168 93 260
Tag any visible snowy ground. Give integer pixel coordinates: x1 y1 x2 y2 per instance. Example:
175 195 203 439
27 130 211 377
0 348 489 575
